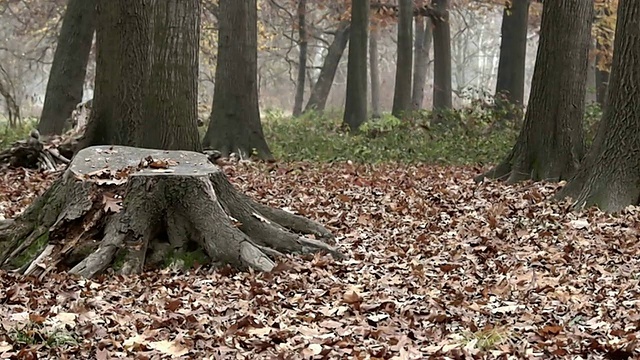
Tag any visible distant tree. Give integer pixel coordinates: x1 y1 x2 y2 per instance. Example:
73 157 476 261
202 0 273 160
430 0 452 118
477 0 593 183
142 0 201 151
411 15 432 110
557 0 640 212
38 0 96 136
494 0 530 113
342 0 369 131
292 0 307 117
304 21 350 113
80 0 150 148
369 24 381 118
391 0 413 118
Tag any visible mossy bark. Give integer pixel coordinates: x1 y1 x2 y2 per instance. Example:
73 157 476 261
0 146 341 279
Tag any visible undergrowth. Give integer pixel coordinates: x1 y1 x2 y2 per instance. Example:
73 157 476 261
0 100 603 166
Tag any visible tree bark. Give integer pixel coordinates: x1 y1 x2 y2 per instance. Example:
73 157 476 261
80 0 151 149
391 0 413 118
292 0 307 117
202 0 273 160
494 0 530 107
342 0 369 132
494 0 529 127
142 0 201 152
585 37 597 104
557 0 640 212
0 146 340 278
369 25 381 118
411 16 432 110
595 39 610 107
38 0 96 136
430 0 452 119
304 22 350 113
477 0 592 184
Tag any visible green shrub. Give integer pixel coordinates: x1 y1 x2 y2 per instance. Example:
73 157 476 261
0 117 38 150
263 106 519 165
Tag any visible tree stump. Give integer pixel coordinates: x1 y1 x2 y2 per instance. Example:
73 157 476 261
0 146 341 279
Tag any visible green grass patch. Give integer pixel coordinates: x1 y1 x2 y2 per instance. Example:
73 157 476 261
262 107 519 165
0 117 38 150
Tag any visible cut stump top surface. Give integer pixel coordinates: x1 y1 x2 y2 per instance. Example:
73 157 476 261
70 145 217 180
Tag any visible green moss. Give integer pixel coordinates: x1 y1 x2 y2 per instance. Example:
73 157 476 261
164 249 209 270
9 232 49 269
112 249 128 271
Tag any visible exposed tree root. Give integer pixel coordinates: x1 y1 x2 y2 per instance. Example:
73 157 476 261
0 146 342 279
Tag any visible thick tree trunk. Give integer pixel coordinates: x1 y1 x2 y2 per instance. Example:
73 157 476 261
557 0 640 212
411 16 432 111
391 0 413 118
292 0 307 117
141 0 201 152
494 0 530 107
477 0 592 183
369 25 381 118
80 0 150 149
0 146 340 278
304 22 350 114
202 0 272 160
342 0 369 132
38 0 96 136
430 0 452 120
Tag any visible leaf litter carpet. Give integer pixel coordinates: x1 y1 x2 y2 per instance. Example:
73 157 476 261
1 161 639 359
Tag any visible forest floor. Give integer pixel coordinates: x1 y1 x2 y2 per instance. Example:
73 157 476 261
0 160 639 359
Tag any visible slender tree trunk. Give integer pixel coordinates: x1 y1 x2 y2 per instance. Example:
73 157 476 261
558 0 640 212
38 0 96 136
477 0 593 184
141 0 201 152
369 25 381 118
585 37 597 104
80 0 150 149
494 0 530 107
202 0 272 160
342 0 369 132
595 39 610 107
391 0 413 118
292 0 307 117
412 16 432 110
431 0 452 119
304 22 349 113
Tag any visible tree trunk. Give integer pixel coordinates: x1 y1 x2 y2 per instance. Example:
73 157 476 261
292 0 307 117
304 22 349 113
141 0 201 152
494 0 529 126
411 16 432 111
342 0 369 132
595 39 610 107
477 0 592 183
0 146 340 278
80 0 151 149
585 37 597 104
494 0 530 107
557 0 640 212
202 0 272 160
430 0 452 119
391 0 413 119
38 0 96 136
369 25 381 118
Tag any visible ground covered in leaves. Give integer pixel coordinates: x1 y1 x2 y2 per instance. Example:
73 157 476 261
1 161 639 359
